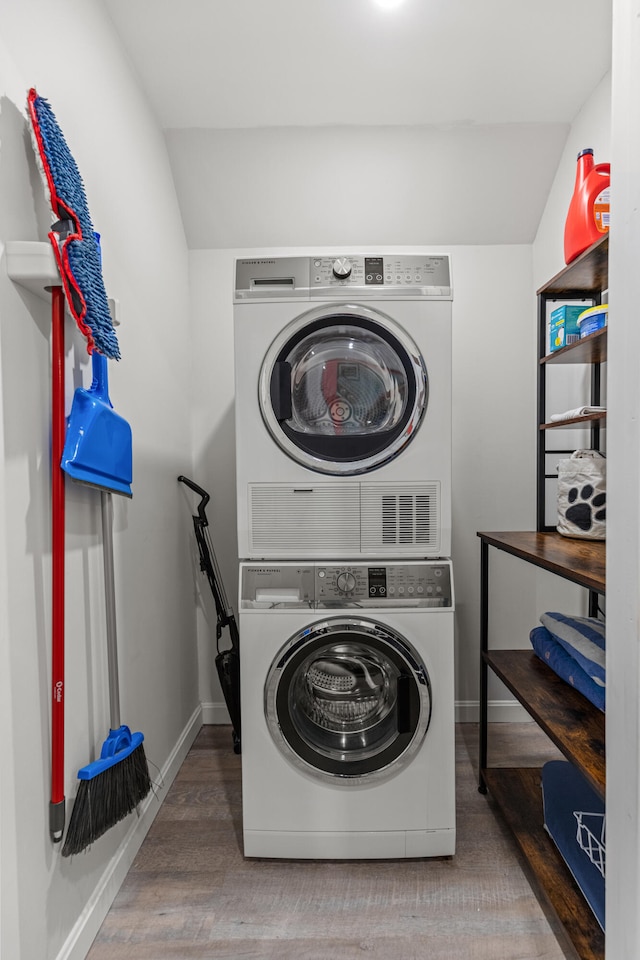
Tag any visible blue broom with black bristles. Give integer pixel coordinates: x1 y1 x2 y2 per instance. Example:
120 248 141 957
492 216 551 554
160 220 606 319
27 88 151 855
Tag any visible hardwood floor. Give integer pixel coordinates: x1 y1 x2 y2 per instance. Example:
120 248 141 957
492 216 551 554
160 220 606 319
86 723 569 960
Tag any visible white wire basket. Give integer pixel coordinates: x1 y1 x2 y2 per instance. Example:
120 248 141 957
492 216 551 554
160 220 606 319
574 810 606 878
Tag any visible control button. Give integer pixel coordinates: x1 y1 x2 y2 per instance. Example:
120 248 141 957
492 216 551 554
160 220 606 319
398 586 405 594
435 568 442 577
427 586 434 594
318 570 326 579
369 586 376 595
417 584 424 593
332 257 352 279
314 260 322 267
337 571 356 593
379 586 386 595
436 585 442 593
388 586 396 595
408 585 415 594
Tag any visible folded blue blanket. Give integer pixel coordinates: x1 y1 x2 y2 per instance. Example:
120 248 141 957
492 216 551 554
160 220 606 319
539 612 605 685
530 625 605 712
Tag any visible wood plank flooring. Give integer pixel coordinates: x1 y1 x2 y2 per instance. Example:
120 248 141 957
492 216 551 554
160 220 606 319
86 723 571 960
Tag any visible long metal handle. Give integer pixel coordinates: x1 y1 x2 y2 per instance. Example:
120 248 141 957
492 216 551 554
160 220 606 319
50 285 66 842
101 491 121 729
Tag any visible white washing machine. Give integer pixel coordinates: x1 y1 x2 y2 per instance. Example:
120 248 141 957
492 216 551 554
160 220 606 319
239 559 456 859
233 254 452 561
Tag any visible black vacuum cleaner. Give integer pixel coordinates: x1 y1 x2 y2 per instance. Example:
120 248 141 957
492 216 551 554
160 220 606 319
178 476 241 754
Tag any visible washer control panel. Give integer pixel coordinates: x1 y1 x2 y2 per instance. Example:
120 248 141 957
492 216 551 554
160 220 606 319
241 561 453 608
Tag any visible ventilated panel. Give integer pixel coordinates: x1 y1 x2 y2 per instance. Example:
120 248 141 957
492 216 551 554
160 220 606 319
249 484 361 555
361 483 440 554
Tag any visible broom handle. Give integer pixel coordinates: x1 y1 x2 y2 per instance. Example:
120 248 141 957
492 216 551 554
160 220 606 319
101 490 121 730
50 285 66 843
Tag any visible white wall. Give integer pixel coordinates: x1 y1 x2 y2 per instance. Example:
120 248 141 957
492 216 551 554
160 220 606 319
0 3 200 959
167 123 568 249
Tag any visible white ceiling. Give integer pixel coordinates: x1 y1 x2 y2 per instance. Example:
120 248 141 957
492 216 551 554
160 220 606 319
101 0 612 248
102 0 611 130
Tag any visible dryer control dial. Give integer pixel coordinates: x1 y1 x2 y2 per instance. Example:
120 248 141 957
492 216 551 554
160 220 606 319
332 257 352 280
336 571 356 594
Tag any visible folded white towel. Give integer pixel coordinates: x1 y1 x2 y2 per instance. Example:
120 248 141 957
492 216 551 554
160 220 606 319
549 406 606 422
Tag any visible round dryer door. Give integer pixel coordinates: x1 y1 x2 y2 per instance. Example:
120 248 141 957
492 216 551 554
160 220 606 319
264 617 431 784
259 304 427 475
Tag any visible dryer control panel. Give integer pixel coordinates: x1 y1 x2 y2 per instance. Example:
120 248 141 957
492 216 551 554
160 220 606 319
240 561 453 608
234 254 452 301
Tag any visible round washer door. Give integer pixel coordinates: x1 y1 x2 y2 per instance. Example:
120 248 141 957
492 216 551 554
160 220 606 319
264 617 432 784
259 304 427 475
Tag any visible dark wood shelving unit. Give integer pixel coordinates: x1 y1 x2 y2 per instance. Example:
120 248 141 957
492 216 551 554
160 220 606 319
478 230 609 960
478 531 606 960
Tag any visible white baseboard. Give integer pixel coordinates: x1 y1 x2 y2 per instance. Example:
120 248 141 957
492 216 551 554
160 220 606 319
455 700 531 723
57 704 203 960
201 700 231 725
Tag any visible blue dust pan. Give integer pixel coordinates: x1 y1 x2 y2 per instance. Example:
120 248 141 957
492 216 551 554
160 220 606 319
61 352 132 497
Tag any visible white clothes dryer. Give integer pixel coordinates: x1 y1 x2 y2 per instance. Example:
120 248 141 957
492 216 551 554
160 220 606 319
233 254 452 561
238 559 456 860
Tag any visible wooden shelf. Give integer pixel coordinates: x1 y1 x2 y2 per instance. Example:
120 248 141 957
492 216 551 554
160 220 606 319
482 767 604 960
484 650 605 799
477 531 606 594
541 328 607 365
540 411 606 430
537 236 609 298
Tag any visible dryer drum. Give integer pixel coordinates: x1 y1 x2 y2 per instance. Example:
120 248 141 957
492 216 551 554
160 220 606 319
288 330 405 435
260 306 428 475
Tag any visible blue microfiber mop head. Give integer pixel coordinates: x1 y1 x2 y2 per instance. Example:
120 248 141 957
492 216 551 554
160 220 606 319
27 88 120 360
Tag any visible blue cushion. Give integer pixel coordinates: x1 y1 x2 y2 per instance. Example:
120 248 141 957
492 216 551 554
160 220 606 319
541 760 605 931
530 626 605 712
539 612 605 686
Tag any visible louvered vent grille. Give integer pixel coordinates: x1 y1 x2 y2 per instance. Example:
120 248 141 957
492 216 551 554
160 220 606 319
362 483 440 555
249 484 360 555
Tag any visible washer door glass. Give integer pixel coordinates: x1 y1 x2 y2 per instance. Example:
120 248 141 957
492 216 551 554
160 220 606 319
264 618 431 783
260 305 427 475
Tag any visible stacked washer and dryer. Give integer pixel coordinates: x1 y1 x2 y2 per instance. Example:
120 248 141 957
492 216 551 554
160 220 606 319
233 254 456 859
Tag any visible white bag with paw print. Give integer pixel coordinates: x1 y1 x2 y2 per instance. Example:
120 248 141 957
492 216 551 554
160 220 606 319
557 450 606 540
